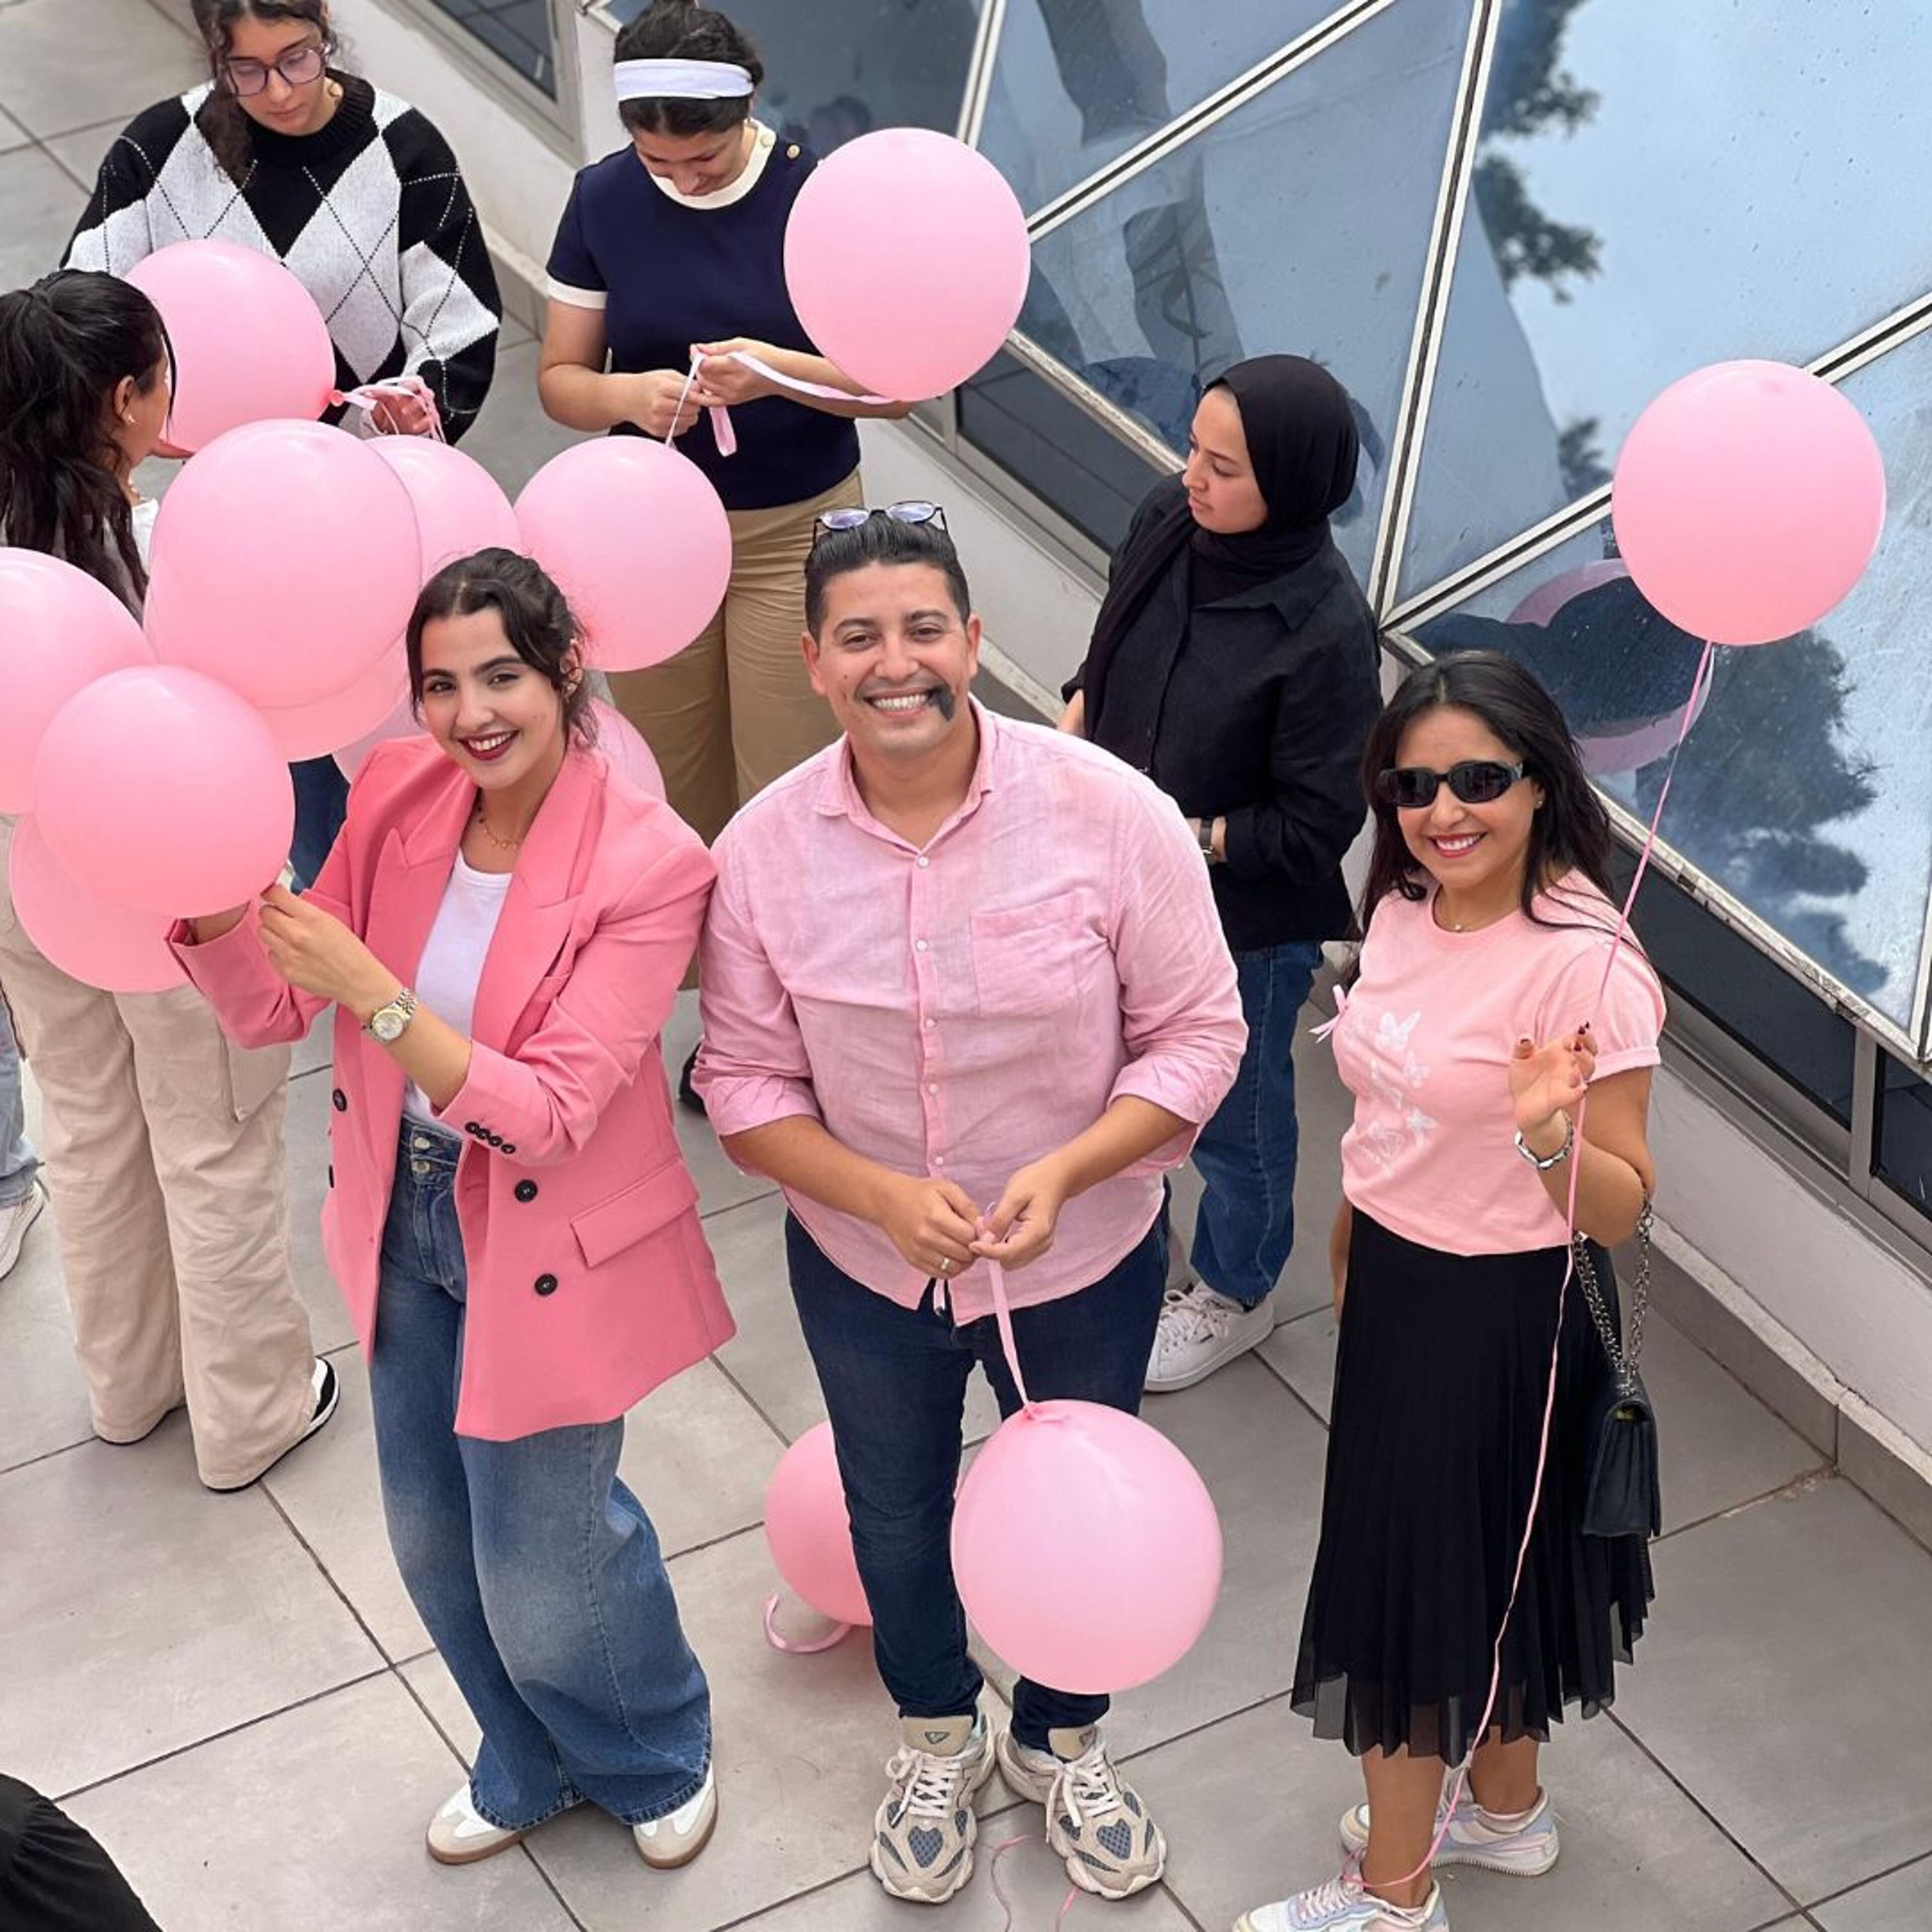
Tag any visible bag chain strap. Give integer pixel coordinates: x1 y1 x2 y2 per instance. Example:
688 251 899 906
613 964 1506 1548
1570 1199 1653 1391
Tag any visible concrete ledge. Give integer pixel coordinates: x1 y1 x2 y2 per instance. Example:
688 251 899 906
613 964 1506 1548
1839 1393 1932 1556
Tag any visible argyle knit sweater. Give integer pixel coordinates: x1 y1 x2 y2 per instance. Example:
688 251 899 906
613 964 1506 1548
65 77 501 443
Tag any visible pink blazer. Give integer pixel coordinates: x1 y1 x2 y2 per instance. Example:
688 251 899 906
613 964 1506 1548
172 738 735 1440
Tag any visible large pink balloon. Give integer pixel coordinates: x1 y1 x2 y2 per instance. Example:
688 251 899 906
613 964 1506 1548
144 420 422 710
1612 361 1886 647
953 1402 1221 1695
515 440 730 672
0 549 152 812
9 817 184 995
34 667 295 918
125 239 335 453
589 698 665 800
785 130 1030 400
764 1423 872 1627
366 438 520 581
259 651 412 762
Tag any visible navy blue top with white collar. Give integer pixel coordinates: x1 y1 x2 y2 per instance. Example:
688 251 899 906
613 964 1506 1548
546 133 860 512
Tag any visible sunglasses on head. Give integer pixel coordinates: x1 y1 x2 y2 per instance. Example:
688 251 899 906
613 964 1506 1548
1374 760 1527 810
811 500 947 548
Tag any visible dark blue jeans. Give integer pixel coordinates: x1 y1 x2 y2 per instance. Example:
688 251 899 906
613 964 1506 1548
288 756 350 892
1190 939 1324 1310
787 1211 1166 1751
369 1123 711 1829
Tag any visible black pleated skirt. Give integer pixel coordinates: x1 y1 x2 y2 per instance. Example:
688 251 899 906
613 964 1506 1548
1292 1210 1653 1764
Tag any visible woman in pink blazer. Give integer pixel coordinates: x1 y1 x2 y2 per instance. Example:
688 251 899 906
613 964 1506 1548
174 548 733 1876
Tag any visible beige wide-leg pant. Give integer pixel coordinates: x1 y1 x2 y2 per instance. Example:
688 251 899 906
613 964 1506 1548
0 819 314 1490
607 468 862 845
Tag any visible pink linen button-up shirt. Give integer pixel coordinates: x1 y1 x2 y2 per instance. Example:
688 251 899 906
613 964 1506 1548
695 704 1247 1318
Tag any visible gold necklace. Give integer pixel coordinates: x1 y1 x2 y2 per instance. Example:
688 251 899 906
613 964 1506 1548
472 798 524 854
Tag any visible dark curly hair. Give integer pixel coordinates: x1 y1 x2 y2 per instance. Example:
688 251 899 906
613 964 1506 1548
614 1 764 139
0 270 171 607
190 1 344 183
406 548 598 749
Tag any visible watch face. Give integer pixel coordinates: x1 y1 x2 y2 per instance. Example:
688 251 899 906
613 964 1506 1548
371 1007 407 1042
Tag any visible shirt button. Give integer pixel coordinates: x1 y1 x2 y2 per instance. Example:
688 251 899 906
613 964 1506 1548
534 1273 558 1297
933 1157 944 1168
331 1088 347 1112
916 856 930 868
924 1018 935 1029
926 1083 937 1094
514 1179 538 1202
915 940 928 953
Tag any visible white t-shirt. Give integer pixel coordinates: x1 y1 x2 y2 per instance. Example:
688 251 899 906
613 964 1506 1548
403 852 513 1124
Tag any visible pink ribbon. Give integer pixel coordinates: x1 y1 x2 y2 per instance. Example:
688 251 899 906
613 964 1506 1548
674 349 894 459
329 372 445 441
760 1591 854 1656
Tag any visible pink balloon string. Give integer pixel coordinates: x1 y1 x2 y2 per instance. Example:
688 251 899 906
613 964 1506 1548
1364 638 1716 1892
987 1829 1081 1930
330 374 446 443
760 1591 854 1655
984 1258 1040 1415
680 349 894 461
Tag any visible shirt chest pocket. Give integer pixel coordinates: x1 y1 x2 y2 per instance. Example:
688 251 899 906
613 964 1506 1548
970 896 1088 1019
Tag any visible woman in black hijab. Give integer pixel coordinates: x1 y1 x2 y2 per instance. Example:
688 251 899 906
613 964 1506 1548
1063 355 1382 1393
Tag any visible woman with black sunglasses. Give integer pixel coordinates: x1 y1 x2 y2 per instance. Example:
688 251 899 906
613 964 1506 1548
64 0 503 889
1238 652 1661 1932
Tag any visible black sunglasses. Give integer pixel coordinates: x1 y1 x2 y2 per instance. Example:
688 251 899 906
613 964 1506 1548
811 500 947 548
1374 760 1527 810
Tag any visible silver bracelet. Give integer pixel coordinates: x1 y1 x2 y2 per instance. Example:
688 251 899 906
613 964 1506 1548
1513 1119 1575 1170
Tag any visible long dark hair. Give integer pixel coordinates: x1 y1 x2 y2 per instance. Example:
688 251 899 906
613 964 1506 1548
0 271 171 606
190 0 341 182
406 548 598 749
615 1 764 139
1357 651 1618 933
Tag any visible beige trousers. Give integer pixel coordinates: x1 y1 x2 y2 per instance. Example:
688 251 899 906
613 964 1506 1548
607 468 862 845
0 819 314 1489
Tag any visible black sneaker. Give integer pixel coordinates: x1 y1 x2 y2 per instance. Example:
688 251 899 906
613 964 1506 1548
678 1043 706 1117
208 1358 339 1492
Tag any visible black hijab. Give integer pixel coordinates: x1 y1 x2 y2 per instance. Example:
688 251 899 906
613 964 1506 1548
1079 356 1360 729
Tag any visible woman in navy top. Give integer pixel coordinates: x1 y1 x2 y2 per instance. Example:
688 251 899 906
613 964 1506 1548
540 0 910 858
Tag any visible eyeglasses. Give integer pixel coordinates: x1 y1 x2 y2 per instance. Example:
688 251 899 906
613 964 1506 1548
222 43 327 97
1374 760 1527 810
811 501 948 548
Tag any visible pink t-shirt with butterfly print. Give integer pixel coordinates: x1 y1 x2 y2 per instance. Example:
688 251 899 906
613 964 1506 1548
1331 873 1665 1257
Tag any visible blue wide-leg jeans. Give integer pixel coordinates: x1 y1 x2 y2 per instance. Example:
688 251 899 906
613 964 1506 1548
368 1122 711 1829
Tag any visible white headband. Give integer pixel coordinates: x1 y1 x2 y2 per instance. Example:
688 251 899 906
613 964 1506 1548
613 58 754 104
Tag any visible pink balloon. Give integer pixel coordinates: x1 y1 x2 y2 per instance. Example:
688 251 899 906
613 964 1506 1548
0 549 152 812
125 239 335 453
334 691 424 781
144 420 422 710
785 130 1030 399
34 667 295 918
9 817 184 995
589 699 665 800
366 438 521 581
1508 559 1631 629
953 1401 1221 1695
1612 361 1886 647
764 1423 872 1627
259 651 412 762
515 440 730 672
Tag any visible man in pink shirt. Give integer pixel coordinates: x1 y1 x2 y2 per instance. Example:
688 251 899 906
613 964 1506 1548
696 509 1245 1906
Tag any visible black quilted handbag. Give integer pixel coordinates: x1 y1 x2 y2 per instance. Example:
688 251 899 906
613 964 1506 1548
1573 1204 1662 1541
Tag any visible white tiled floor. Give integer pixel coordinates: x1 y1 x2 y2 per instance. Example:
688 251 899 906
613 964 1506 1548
6 8 1932 1927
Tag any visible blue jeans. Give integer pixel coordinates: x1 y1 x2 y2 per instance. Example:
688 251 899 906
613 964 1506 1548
288 757 350 892
787 1211 1166 1751
369 1124 711 1829
0 996 38 1210
1190 940 1323 1310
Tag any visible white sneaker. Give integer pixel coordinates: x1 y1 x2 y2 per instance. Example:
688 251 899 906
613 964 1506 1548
633 1766 718 1868
426 1783 531 1866
0 1180 46 1280
1340 1786 1559 1876
1238 1863 1448 1929
997 1725 1166 1899
1144 1281 1273 1391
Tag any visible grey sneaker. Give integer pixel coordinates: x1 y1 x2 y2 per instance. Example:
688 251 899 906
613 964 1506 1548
997 1724 1166 1899
1339 1786 1558 1876
869 1713 996 1904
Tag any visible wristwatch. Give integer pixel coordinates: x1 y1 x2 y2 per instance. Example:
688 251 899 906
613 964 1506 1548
1197 816 1221 865
364 987 419 1044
